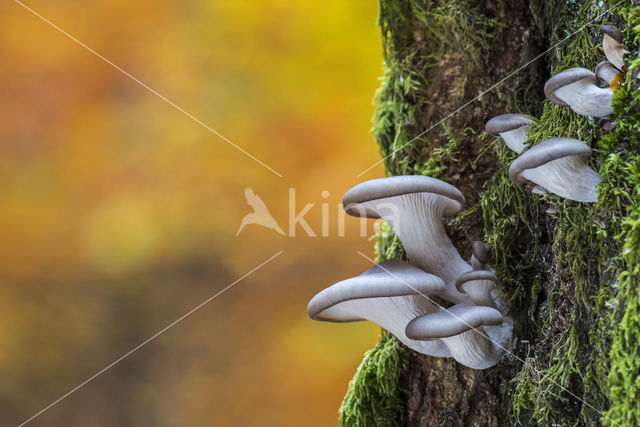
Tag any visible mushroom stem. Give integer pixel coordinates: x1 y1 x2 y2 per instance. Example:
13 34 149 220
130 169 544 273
383 193 471 293
343 176 472 303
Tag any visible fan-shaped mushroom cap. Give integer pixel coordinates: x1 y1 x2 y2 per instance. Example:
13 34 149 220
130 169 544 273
308 259 451 356
595 61 624 90
508 138 601 202
405 304 512 369
600 25 628 70
343 176 470 303
544 68 613 117
455 270 498 310
485 114 534 153
470 240 491 270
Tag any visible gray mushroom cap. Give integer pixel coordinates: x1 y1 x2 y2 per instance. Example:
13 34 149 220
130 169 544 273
455 270 499 310
405 303 510 369
343 175 464 218
544 68 595 106
485 114 533 134
308 259 451 357
544 68 613 117
508 138 601 202
455 270 497 293
600 25 623 43
342 176 471 303
405 304 503 340
485 114 534 153
308 259 445 323
470 240 491 270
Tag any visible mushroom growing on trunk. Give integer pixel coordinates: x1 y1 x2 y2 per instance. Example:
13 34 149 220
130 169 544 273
485 114 534 153
508 137 601 202
470 240 491 271
342 176 471 303
600 25 628 71
307 259 453 357
405 304 512 369
595 61 625 91
455 270 499 310
544 68 613 117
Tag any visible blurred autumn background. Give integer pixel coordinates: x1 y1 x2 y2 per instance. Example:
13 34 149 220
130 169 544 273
0 1 387 425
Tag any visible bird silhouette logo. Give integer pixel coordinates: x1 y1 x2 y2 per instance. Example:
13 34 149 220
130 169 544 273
236 188 285 236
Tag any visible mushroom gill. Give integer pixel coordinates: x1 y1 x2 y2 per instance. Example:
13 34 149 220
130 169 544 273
485 114 534 154
508 137 601 203
405 304 512 369
544 68 613 117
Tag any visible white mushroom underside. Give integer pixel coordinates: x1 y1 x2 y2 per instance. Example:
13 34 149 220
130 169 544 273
554 79 613 117
598 64 621 86
499 126 530 154
461 280 498 310
359 194 471 303
520 156 601 202
322 297 451 357
440 318 513 369
441 328 499 370
603 35 627 70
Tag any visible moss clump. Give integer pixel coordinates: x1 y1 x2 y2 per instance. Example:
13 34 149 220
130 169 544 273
339 333 407 426
372 0 497 176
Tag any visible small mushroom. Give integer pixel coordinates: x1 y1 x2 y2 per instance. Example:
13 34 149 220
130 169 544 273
544 68 613 117
600 25 628 71
508 137 601 202
595 61 625 91
470 240 491 271
307 259 452 357
485 114 534 153
343 176 471 303
455 270 498 310
405 304 512 369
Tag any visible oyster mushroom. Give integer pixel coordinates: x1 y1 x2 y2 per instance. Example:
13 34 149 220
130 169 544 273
595 61 625 91
343 176 470 302
544 68 613 117
485 114 534 153
307 259 452 357
508 137 601 202
455 270 499 310
470 240 491 271
405 303 512 369
600 25 628 71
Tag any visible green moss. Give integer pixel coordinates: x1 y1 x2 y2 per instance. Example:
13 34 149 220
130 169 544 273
339 333 407 426
372 0 497 176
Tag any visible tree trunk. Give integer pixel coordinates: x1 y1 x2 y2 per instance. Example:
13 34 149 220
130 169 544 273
339 1 640 426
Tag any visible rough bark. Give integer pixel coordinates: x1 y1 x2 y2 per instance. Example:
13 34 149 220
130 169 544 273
339 1 640 426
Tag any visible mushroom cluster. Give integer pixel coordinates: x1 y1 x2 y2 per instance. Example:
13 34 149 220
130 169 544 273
308 175 513 370
544 25 632 118
485 113 602 202
483 27 634 202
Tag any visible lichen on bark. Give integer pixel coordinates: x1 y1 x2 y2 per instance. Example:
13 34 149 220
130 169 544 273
339 0 640 426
